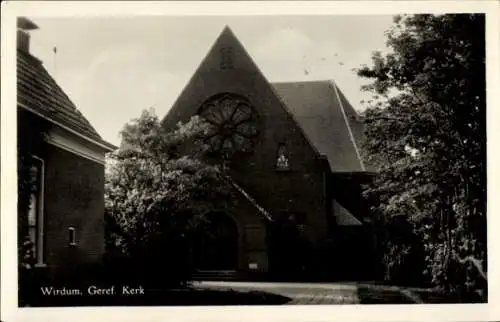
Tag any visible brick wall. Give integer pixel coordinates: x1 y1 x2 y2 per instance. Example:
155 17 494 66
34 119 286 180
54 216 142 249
162 30 330 244
42 144 105 270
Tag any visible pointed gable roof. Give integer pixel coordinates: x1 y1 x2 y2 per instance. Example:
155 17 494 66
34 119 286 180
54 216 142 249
272 80 366 172
163 26 367 173
17 49 116 151
162 25 273 129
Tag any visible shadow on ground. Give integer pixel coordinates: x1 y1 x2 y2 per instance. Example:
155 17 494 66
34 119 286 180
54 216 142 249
356 285 415 304
358 285 473 304
410 289 462 304
24 287 292 307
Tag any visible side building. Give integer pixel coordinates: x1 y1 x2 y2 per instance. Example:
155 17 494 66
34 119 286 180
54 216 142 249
17 17 116 283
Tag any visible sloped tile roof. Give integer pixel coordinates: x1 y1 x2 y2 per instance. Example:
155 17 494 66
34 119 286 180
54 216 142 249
272 80 366 172
17 50 114 149
332 200 363 226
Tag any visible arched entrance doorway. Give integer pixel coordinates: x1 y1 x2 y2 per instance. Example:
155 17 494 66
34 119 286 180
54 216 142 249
193 212 239 270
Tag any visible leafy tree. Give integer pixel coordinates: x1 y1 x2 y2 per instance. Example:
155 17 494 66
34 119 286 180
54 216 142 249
104 109 236 286
357 14 486 301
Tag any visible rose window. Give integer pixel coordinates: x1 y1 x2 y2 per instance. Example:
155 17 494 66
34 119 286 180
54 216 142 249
198 93 259 156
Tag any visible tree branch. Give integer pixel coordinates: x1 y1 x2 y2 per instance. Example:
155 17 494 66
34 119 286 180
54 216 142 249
456 255 487 281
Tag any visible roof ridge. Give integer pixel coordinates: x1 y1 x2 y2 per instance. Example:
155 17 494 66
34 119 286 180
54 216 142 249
329 80 365 171
327 80 362 119
271 79 333 85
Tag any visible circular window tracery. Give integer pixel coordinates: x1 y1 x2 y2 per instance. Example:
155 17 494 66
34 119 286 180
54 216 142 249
198 93 259 156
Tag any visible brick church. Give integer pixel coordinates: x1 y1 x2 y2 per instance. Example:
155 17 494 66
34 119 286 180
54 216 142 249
162 26 377 280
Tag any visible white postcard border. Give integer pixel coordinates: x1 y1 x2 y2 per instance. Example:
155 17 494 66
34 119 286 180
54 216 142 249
1 1 499 322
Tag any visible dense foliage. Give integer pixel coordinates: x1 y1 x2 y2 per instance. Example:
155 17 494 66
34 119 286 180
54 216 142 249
104 109 236 286
358 14 486 301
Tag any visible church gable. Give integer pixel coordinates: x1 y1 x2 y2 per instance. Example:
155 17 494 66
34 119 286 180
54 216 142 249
161 26 321 170
162 26 265 130
162 26 330 241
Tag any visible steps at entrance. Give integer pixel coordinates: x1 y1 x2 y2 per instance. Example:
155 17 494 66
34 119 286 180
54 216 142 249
192 270 242 281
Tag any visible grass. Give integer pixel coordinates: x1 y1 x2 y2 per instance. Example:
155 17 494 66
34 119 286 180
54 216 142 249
356 285 416 304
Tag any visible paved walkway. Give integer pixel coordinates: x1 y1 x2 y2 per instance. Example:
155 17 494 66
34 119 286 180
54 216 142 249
193 281 429 305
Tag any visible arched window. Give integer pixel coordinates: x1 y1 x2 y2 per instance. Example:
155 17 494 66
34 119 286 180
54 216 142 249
276 143 290 171
198 93 259 157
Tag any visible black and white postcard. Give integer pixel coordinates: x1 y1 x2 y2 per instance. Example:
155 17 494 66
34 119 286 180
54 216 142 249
1 1 499 322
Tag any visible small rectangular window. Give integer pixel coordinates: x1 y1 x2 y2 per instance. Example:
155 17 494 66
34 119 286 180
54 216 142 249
69 227 76 246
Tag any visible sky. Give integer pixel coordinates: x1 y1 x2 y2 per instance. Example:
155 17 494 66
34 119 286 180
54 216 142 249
28 15 395 146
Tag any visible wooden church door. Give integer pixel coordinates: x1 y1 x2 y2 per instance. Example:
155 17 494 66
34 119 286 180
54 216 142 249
193 212 239 271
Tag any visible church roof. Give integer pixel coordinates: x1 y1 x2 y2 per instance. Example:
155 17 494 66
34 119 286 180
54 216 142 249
162 25 368 173
332 200 363 226
272 80 366 173
17 50 116 151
